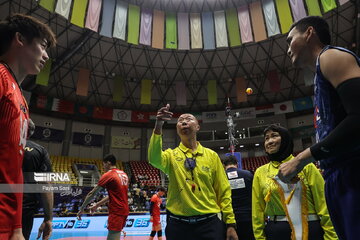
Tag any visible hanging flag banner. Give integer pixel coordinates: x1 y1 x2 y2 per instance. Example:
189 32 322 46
72 132 103 147
140 79 152 105
176 81 187 106
262 0 281 37
127 4 141 45
267 70 281 92
275 0 293 33
238 5 253 43
249 1 267 42
99 0 116 38
226 8 241 47
289 0 307 22
207 80 217 105
113 75 124 102
235 77 247 103
39 0 56 12
76 68 90 96
113 0 128 40
305 0 322 16
71 0 89 28
320 0 337 13
152 10 165 49
139 8 152 46
36 59 52 86
166 13 177 49
202 12 215 50
214 11 228 48
111 136 141 149
85 0 102 32
113 109 132 122
31 126 64 143
178 12 190 50
190 13 202 49
55 0 72 19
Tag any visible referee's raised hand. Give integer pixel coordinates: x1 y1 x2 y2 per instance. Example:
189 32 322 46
156 103 173 121
154 104 173 134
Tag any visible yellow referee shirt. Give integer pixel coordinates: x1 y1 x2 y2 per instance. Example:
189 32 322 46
148 133 236 224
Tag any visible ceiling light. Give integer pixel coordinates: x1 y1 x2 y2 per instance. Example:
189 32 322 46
240 145 244 148
255 143 260 146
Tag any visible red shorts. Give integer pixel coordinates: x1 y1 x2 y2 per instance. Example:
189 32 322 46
151 216 161 226
107 214 127 232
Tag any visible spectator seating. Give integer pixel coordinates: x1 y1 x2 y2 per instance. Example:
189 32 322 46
241 156 269 173
129 161 161 186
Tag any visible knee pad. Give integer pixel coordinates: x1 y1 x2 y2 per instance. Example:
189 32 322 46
157 230 162 237
150 231 156 237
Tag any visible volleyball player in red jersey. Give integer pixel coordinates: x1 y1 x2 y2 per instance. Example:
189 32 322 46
0 14 55 240
149 187 166 240
77 154 129 240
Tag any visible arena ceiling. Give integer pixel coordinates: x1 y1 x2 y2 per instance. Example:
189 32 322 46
0 0 358 113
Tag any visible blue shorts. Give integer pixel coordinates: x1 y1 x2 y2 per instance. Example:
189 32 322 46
324 161 360 240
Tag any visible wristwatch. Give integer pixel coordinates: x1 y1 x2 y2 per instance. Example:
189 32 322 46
226 223 237 229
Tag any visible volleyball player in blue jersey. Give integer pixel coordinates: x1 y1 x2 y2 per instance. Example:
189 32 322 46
278 16 360 240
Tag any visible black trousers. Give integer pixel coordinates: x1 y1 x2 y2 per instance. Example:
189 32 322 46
22 208 36 240
165 214 225 240
264 220 324 240
236 220 255 240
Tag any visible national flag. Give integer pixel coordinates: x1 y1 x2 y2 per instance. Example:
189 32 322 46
274 101 294 114
255 104 274 117
113 109 132 122
131 111 149 123
52 98 75 114
93 106 113 120
35 95 53 110
293 96 313 112
75 104 94 118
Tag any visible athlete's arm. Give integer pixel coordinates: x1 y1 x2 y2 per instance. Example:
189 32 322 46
149 201 154 216
310 50 360 160
77 185 104 219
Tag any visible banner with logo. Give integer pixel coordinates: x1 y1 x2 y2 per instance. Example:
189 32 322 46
111 136 141 149
72 132 103 147
113 109 132 122
233 107 256 119
31 126 64 142
32 214 166 236
202 110 225 123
